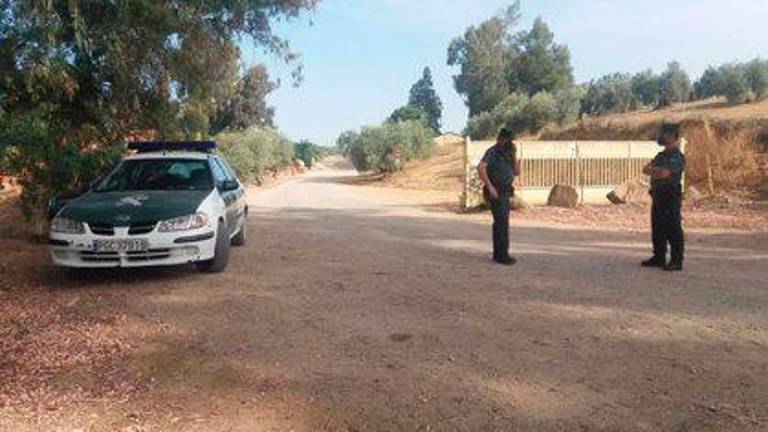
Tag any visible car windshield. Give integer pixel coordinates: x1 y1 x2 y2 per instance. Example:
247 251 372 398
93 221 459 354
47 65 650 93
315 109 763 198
96 159 213 192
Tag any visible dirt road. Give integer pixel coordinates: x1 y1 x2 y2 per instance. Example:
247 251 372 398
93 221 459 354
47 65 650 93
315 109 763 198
2 162 768 431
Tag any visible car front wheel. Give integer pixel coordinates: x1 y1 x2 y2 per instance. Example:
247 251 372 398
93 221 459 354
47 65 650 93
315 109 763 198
231 214 247 247
196 220 230 273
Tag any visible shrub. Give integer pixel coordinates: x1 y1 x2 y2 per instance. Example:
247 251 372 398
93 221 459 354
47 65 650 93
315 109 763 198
517 91 558 134
581 73 636 116
216 127 294 182
717 64 752 104
342 121 434 173
294 140 322 169
465 88 578 139
658 61 691 106
0 111 121 230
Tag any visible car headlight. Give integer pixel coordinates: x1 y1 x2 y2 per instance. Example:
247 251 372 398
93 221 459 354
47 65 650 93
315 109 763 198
50 217 86 234
157 212 209 232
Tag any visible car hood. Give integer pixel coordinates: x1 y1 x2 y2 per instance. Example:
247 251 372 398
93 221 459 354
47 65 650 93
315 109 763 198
59 190 212 226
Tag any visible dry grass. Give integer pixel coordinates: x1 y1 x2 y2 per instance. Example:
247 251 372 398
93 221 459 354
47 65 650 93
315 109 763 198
541 99 768 199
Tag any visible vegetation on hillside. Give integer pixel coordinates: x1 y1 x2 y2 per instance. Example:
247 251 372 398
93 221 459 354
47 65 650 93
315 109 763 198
337 121 434 173
216 128 295 184
0 0 317 221
447 1 768 140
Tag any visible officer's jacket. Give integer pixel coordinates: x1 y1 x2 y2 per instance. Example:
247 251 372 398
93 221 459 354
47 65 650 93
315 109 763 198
481 143 517 192
650 147 686 195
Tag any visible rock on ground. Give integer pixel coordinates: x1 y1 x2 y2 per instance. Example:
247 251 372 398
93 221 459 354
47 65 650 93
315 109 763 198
547 184 579 208
607 178 651 205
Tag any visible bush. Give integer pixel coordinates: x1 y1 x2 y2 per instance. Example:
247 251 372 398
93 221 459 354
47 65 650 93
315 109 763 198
717 64 752 104
693 59 768 103
293 140 321 169
0 111 121 229
631 69 661 107
216 127 294 182
658 61 691 106
581 73 636 116
553 86 586 125
517 91 558 134
465 88 580 139
341 121 434 173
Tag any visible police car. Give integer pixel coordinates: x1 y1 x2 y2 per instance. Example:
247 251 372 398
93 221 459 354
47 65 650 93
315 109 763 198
48 141 247 273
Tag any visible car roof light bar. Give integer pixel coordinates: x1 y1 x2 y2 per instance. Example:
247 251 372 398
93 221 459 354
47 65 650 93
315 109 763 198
127 141 217 153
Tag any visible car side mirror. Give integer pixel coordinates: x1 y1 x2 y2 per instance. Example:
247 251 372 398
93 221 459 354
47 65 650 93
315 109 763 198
220 180 239 191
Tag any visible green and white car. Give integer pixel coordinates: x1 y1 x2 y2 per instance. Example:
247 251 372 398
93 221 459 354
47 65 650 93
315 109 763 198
48 142 247 273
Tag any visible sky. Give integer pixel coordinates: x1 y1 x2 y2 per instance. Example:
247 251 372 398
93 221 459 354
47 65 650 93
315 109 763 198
241 0 768 146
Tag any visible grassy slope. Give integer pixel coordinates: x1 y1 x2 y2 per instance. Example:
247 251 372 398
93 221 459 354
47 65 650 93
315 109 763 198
383 99 768 197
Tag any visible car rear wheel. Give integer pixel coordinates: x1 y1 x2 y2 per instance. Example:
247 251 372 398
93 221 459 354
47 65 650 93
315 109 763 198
231 214 247 247
196 220 230 273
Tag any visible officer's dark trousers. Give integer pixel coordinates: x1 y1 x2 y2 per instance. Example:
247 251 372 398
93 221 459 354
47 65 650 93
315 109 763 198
651 192 684 264
489 192 511 260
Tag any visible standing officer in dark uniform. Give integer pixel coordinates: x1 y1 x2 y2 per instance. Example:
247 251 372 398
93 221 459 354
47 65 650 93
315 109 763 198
642 123 686 271
478 129 521 266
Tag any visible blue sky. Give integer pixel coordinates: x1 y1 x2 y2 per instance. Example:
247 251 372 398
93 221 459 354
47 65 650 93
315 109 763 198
241 0 768 145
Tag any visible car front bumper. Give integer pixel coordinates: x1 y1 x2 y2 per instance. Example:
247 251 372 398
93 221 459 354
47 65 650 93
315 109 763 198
49 228 217 268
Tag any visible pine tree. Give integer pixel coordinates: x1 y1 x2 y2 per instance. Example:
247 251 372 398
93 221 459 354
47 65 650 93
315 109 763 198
408 67 443 132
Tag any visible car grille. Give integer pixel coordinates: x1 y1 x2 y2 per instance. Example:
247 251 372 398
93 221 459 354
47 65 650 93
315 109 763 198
80 251 120 262
126 249 171 262
89 224 115 236
87 222 157 236
128 222 157 235
79 249 172 263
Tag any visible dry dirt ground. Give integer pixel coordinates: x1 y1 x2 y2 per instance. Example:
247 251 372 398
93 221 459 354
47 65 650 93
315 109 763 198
2 161 768 432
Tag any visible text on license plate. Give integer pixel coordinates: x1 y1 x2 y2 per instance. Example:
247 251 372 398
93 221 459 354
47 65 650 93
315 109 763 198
93 239 149 252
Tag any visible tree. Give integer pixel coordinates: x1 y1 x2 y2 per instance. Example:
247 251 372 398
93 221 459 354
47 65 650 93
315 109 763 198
407 67 443 132
718 64 752 103
294 140 321 169
341 122 434 173
658 62 691 107
744 59 768 101
694 66 721 100
212 65 278 134
447 2 520 117
631 69 661 108
581 73 637 116
0 0 317 219
336 130 359 157
511 17 574 95
388 105 428 125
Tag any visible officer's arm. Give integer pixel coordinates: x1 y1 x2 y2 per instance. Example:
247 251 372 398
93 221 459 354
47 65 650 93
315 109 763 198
645 167 672 179
478 162 492 188
643 157 671 179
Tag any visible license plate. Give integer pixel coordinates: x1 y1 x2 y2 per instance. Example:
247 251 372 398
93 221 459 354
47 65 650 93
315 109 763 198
93 239 149 252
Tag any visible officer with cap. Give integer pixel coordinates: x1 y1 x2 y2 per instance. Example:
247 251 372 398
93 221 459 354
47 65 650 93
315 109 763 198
642 123 686 271
478 128 521 265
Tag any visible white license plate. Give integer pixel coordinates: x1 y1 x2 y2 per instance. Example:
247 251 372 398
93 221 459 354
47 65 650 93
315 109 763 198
93 239 149 252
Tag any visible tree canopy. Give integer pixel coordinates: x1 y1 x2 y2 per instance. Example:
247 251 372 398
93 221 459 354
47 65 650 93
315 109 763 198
0 0 317 218
407 67 443 132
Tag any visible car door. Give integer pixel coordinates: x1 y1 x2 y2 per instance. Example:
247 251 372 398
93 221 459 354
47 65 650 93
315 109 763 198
209 157 237 235
217 158 246 233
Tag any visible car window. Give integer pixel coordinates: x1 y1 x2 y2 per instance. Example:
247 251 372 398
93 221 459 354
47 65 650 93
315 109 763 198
216 158 239 182
96 159 213 192
209 158 229 186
